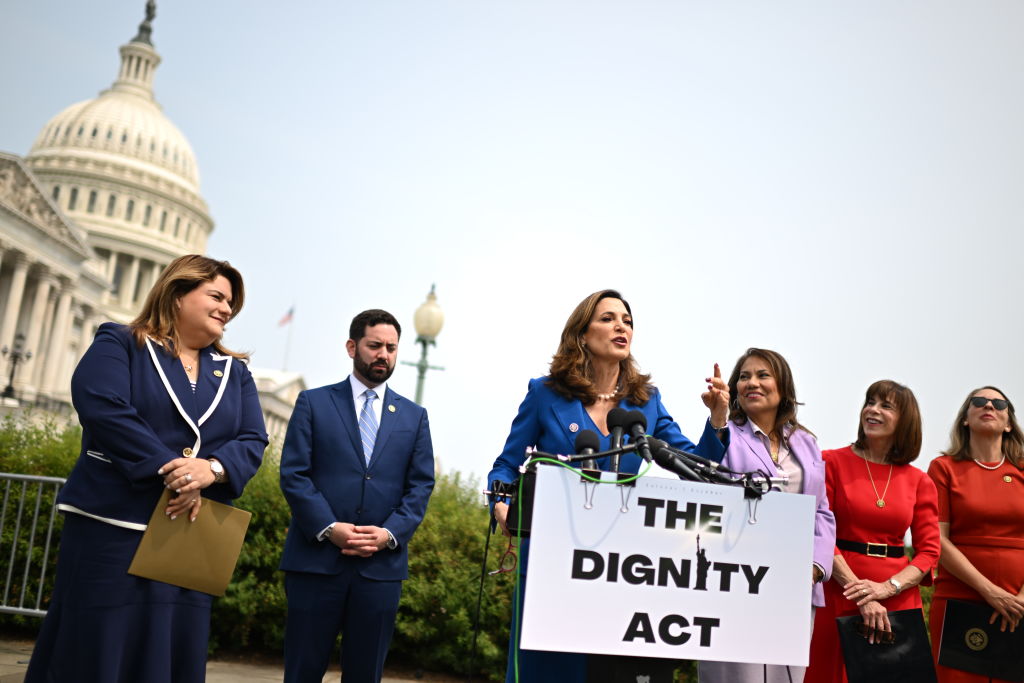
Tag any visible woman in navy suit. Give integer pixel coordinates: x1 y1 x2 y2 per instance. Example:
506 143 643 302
698 348 835 683
25 255 267 683
488 289 731 683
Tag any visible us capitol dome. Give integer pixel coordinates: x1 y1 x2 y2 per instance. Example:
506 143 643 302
25 0 213 320
0 2 303 431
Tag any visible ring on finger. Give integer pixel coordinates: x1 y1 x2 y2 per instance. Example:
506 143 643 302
185 473 193 482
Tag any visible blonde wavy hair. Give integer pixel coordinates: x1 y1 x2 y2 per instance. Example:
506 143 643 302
128 254 248 360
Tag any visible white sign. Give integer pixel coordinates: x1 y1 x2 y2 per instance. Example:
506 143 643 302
521 465 815 666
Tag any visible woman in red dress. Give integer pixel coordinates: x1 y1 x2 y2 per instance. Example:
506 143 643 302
927 386 1024 682
806 380 941 683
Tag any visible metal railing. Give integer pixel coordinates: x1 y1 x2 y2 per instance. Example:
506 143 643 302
0 473 65 617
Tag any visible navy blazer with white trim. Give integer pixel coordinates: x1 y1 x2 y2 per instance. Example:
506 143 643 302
58 323 268 528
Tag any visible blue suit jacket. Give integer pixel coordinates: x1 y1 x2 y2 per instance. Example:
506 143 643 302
59 323 268 528
278 379 435 581
488 377 727 489
721 419 837 607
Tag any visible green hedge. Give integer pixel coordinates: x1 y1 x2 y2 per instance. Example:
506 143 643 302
0 413 80 476
0 414 514 679
391 471 513 679
0 412 80 626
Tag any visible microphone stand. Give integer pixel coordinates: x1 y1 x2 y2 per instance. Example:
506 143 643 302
609 425 624 476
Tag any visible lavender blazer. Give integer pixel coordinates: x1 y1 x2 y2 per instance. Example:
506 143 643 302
722 419 836 607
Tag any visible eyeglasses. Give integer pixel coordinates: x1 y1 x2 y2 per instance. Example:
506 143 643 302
489 539 518 576
970 396 1009 411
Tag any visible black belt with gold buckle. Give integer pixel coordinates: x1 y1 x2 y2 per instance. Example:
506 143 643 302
836 539 904 558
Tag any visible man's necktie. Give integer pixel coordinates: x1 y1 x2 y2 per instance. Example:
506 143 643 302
359 389 379 465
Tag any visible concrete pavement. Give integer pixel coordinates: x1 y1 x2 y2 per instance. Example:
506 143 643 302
0 638 455 683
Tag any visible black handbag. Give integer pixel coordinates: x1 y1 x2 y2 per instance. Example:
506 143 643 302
836 608 937 683
938 599 1024 680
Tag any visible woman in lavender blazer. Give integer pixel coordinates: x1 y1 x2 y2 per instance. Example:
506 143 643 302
698 348 836 683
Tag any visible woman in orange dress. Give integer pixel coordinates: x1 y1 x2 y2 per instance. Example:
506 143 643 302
806 380 941 683
927 386 1024 682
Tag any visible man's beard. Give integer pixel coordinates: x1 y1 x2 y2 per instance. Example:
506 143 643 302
355 355 394 384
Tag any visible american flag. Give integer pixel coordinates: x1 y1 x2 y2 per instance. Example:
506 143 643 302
278 306 294 327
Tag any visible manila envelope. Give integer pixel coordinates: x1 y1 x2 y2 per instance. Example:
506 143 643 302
128 489 251 596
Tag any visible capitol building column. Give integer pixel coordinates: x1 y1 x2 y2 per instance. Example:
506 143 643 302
145 259 162 298
20 269 53 397
0 252 31 350
76 306 104 367
103 250 118 304
39 281 74 397
26 279 57 391
119 254 140 311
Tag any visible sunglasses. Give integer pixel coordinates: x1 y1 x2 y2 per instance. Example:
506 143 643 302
970 397 1009 411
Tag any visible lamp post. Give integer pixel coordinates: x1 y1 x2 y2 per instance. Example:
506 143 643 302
401 285 445 405
1 333 32 399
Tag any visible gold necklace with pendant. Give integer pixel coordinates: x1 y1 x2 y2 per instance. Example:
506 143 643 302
864 454 893 508
181 354 199 377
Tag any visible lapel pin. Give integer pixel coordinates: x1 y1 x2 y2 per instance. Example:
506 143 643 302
388 404 396 413
569 422 579 433
213 370 223 377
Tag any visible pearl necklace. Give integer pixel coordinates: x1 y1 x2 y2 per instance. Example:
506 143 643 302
972 455 1006 470
596 390 618 401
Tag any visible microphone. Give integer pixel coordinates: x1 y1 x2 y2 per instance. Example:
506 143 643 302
647 438 704 481
624 409 652 462
647 437 728 472
606 408 631 473
607 407 628 449
574 429 601 477
647 438 738 485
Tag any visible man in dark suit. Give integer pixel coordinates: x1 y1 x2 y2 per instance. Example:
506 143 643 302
279 309 435 683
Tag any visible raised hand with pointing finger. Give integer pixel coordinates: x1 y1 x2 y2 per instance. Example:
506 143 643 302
702 362 730 429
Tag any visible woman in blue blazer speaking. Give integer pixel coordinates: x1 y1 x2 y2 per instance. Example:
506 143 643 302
26 255 267 683
488 289 731 683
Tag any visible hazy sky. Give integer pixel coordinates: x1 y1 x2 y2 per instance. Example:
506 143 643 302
3 1 1023 482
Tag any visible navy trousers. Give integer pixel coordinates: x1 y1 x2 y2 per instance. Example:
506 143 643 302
283 569 403 683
